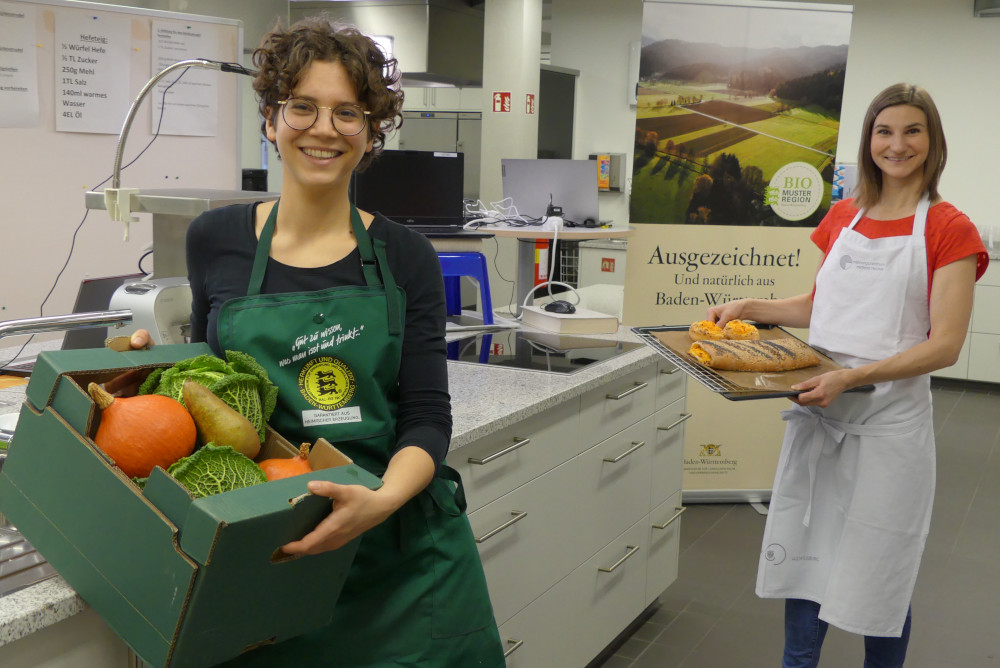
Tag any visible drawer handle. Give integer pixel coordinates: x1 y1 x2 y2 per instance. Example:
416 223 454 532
660 366 681 375
603 440 645 463
652 506 687 530
475 510 528 543
598 544 640 573
503 639 524 658
606 381 648 400
467 437 530 465
657 412 693 431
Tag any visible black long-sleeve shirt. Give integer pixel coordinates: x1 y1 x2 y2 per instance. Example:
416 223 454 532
185 203 452 468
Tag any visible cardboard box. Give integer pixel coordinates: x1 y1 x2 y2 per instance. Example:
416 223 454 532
0 344 382 668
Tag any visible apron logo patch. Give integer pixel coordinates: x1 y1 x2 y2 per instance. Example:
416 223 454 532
838 254 885 272
764 543 786 565
298 356 356 410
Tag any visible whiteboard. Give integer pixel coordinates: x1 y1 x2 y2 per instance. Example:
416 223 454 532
0 0 243 340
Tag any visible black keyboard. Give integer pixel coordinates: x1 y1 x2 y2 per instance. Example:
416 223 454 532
411 225 466 234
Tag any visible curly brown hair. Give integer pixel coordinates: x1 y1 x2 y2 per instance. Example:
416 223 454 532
252 16 404 172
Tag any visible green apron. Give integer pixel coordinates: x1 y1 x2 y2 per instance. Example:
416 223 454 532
215 202 503 667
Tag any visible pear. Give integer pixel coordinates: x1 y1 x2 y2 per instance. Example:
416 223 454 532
182 379 261 459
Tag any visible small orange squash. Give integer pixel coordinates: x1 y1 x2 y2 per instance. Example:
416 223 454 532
258 443 313 481
87 383 197 478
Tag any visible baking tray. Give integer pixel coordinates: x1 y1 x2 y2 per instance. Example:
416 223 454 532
632 324 875 401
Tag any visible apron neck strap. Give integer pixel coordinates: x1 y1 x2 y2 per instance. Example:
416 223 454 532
248 199 383 296
848 191 931 234
247 200 403 336
373 237 403 336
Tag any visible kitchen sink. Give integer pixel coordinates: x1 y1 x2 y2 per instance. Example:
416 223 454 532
0 526 57 598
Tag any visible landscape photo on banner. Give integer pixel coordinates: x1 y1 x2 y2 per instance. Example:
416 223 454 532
631 0 854 228
623 1 854 497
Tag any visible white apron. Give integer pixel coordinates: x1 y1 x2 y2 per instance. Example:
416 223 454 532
756 194 936 637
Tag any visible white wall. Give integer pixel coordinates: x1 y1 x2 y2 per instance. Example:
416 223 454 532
547 0 1000 230
549 0 643 227
833 0 1000 229
97 0 288 171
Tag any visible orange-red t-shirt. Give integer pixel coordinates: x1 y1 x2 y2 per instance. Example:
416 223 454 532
811 199 988 298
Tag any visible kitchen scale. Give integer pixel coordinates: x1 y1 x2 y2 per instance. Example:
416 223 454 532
447 328 642 374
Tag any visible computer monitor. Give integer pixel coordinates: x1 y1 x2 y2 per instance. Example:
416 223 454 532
501 158 599 226
351 149 465 227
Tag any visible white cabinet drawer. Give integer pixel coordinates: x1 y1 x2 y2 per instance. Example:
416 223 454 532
574 520 650 663
498 570 582 668
499 520 647 668
579 364 657 444
401 86 463 110
967 333 1000 383
460 87 483 111
645 491 684 606
469 456 583 626
576 418 653 560
655 359 686 410
650 398 688 508
448 399 580 513
972 285 1000 334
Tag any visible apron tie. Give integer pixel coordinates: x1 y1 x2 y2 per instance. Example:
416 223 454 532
783 408 847 528
781 407 930 528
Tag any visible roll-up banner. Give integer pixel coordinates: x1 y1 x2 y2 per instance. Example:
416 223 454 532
623 0 854 502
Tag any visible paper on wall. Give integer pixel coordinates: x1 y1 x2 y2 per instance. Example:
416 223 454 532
150 20 220 137
53 10 130 134
0 1 39 128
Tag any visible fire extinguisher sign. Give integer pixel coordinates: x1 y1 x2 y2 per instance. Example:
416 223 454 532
492 92 511 112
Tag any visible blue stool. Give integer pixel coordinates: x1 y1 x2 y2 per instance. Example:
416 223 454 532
437 252 494 325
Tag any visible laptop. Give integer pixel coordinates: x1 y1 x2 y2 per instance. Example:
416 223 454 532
60 273 145 350
501 158 600 227
352 149 492 238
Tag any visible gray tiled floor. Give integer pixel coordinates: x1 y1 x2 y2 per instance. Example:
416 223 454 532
597 382 1000 667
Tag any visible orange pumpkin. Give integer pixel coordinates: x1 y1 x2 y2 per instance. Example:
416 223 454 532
258 443 314 481
87 383 197 478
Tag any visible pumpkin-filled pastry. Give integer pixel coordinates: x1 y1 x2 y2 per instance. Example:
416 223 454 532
688 338 821 372
722 319 760 340
689 320 725 341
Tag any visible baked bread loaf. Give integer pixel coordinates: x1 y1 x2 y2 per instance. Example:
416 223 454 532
689 320 725 341
688 338 821 372
722 319 760 340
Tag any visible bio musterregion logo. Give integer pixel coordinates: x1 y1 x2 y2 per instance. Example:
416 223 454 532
298 356 356 410
766 161 824 222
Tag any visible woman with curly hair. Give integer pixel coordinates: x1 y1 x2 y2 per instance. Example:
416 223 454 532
170 15 504 667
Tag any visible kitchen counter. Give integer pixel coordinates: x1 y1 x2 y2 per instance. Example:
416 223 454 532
0 328 659 653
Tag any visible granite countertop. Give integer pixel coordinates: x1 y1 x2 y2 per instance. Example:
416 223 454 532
0 328 660 647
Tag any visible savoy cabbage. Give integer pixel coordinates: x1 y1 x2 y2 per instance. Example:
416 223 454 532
139 351 278 441
167 444 267 498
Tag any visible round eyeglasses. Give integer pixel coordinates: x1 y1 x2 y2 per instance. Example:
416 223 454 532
276 98 370 136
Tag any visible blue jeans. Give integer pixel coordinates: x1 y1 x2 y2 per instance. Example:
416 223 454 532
783 598 912 668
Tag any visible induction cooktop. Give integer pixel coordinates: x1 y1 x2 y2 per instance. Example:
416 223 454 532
446 329 642 374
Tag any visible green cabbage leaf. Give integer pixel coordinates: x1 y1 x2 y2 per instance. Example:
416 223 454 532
138 351 278 441
167 444 267 498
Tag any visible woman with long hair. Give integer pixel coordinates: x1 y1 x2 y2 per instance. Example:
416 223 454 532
708 83 987 667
